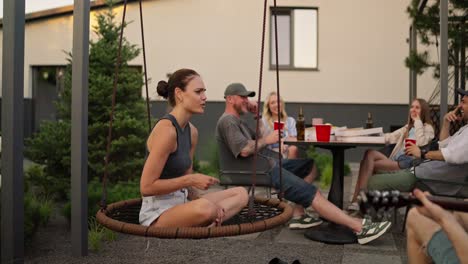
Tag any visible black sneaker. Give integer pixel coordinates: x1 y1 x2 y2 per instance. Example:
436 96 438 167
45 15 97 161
355 218 392 245
288 214 323 229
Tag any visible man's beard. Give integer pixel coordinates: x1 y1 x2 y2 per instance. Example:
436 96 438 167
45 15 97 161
234 103 245 116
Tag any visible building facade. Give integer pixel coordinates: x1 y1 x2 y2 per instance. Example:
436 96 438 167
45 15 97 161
0 0 440 160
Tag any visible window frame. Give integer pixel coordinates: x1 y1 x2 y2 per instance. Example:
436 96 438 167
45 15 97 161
269 6 319 71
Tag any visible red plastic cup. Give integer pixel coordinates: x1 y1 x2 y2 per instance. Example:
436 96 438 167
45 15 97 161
315 124 331 142
405 138 416 147
274 121 285 130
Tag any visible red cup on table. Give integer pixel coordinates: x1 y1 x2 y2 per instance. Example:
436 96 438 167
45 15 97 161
274 121 285 131
405 138 416 148
315 124 332 142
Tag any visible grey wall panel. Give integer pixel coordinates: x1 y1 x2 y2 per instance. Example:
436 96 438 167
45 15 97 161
0 99 407 162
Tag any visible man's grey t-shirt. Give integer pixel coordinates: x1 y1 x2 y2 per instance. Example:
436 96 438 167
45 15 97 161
215 113 278 160
215 113 256 158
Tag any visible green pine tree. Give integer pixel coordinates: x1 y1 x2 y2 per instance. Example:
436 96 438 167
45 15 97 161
26 2 148 198
405 0 467 79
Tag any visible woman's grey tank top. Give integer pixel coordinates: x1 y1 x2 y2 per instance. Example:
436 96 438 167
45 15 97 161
159 114 192 179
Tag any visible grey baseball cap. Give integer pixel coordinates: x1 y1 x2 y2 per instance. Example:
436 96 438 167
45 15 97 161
457 88 468 96
224 83 256 98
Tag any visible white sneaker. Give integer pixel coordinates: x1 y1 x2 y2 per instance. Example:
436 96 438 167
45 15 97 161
355 218 392 245
347 202 359 212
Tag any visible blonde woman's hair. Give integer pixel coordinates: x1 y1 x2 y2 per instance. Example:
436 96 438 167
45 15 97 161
262 92 288 130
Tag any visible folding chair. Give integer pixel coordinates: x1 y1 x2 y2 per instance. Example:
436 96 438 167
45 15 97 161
217 139 273 196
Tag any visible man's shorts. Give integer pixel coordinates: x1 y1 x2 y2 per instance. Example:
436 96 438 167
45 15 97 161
427 229 460 264
269 159 317 208
367 169 417 192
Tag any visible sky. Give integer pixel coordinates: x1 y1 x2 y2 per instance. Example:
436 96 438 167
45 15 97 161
0 0 80 18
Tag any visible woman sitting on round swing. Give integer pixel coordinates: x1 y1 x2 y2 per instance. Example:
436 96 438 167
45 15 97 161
139 69 248 227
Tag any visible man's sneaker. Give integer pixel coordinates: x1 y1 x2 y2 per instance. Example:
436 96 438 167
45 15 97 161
289 214 323 229
355 218 392 245
346 202 359 212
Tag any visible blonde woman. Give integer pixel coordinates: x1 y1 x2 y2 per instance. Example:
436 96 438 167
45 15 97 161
261 92 299 158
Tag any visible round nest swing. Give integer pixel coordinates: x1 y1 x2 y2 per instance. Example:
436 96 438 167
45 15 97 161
96 0 293 238
96 196 292 239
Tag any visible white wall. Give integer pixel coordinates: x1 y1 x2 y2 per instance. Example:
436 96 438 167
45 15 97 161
0 0 439 104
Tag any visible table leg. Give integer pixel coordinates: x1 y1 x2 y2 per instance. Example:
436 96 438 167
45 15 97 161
328 148 345 209
304 147 357 244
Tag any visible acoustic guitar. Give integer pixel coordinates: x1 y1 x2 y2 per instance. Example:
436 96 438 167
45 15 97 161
358 190 468 220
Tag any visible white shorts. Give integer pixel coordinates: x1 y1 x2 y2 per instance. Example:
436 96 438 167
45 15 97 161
139 189 188 226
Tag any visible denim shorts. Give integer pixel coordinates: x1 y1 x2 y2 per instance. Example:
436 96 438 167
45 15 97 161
427 229 460 264
395 154 415 169
269 159 317 208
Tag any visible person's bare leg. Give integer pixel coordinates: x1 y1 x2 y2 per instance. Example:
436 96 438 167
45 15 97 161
351 150 389 202
202 187 249 220
290 204 306 217
303 164 317 184
406 208 440 264
154 198 218 227
287 145 299 159
311 192 362 232
373 159 400 173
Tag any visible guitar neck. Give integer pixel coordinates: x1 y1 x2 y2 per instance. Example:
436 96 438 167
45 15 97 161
406 195 468 212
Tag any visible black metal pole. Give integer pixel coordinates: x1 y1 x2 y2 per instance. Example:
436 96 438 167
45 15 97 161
71 0 90 257
1 0 25 263
409 25 417 103
439 0 448 125
460 20 466 93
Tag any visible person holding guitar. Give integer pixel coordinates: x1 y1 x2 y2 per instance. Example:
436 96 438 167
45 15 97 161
406 189 468 264
366 88 468 195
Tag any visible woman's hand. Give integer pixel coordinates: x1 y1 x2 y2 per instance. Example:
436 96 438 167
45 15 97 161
413 189 456 226
411 112 421 122
207 206 225 227
189 174 219 190
187 186 201 200
405 142 421 158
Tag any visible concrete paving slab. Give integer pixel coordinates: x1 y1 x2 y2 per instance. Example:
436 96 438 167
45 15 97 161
225 232 262 240
275 227 327 247
344 232 397 252
342 252 402 264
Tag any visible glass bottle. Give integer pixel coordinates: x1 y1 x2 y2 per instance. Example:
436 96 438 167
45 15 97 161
365 112 374 129
296 106 305 141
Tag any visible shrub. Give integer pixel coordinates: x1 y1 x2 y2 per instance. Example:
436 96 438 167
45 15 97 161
195 140 219 178
88 217 116 252
62 179 140 222
306 146 351 188
24 193 55 243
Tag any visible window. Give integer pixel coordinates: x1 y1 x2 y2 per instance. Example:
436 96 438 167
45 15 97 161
270 7 318 70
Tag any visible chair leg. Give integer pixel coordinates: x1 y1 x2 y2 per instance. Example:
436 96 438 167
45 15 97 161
401 205 411 233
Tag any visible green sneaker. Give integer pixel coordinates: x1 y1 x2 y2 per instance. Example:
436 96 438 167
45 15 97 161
355 218 392 245
288 214 323 229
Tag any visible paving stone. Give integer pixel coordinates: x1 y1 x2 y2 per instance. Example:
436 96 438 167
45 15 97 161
274 227 325 247
344 232 397 252
342 252 402 264
225 232 261 240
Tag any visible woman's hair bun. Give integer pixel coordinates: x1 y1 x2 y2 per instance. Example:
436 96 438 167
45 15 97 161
156 80 169 98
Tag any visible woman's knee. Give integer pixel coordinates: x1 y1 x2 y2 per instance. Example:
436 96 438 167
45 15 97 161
232 187 249 206
193 198 218 222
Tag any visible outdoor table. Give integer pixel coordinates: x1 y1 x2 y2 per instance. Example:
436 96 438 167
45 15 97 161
284 138 385 244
